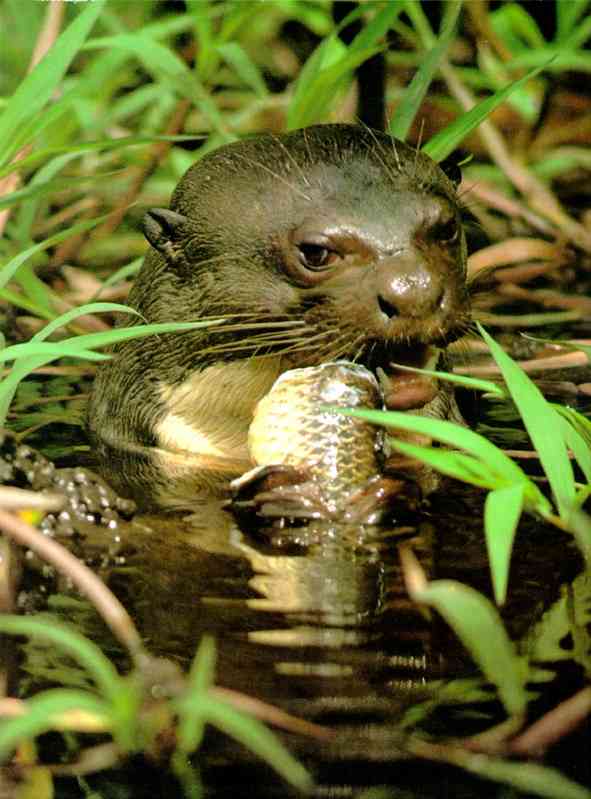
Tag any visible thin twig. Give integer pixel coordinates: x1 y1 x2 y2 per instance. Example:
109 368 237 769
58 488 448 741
0 509 147 665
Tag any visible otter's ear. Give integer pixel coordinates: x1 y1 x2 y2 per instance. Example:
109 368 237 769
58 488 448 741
438 154 462 187
142 208 188 259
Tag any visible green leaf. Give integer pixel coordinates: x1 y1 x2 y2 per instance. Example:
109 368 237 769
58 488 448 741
387 363 505 396
410 580 528 716
216 43 268 98
54 319 223 354
0 135 201 181
351 2 404 50
336 407 529 485
0 616 122 706
177 636 217 753
0 342 110 364
188 636 216 695
478 324 576 518
461 755 591 799
390 0 461 141
0 213 112 293
31 303 142 343
484 484 525 605
423 63 548 162
288 2 399 129
0 689 109 762
288 42 379 128
552 407 591 485
490 3 546 52
198 696 312 791
0 0 106 166
83 33 231 138
391 440 506 490
0 318 220 426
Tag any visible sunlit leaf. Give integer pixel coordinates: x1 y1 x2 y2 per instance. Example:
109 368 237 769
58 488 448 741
198 696 312 791
461 754 591 799
410 580 528 716
0 689 109 762
0 214 112 293
178 636 217 753
484 484 525 605
424 63 547 162
478 324 576 518
337 407 529 485
390 0 461 141
0 617 121 705
0 0 106 166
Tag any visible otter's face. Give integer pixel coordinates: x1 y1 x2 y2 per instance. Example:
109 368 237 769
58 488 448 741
139 126 470 409
266 177 470 408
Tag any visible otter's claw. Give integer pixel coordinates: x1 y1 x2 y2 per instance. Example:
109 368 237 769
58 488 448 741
228 464 331 521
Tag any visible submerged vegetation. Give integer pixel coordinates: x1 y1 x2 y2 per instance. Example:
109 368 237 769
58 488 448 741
0 1 591 797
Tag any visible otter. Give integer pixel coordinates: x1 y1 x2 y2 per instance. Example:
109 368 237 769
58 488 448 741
86 124 470 510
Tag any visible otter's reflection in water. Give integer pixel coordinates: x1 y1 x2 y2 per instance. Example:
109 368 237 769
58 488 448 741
234 524 387 656
227 518 436 682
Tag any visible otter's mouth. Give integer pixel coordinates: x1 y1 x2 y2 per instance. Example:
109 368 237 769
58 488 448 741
360 341 440 411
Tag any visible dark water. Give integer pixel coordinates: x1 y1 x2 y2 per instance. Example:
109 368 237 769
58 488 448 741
5 350 591 798
25 480 588 799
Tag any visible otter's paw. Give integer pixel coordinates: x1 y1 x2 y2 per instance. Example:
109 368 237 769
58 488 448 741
228 464 332 521
340 476 419 525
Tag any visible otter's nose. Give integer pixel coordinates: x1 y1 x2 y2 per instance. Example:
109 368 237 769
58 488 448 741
376 255 446 320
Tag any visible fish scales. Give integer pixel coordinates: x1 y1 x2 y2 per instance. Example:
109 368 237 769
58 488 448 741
248 362 383 502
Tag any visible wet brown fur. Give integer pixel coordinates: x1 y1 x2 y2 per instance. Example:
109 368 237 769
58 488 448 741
87 124 471 509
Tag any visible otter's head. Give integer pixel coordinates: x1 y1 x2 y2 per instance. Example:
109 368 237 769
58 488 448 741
140 124 470 407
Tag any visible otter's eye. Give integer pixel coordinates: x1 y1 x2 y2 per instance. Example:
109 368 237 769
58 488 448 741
431 217 459 245
298 242 337 270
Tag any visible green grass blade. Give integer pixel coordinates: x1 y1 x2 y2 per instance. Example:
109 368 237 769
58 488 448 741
410 580 528 716
0 302 138 424
0 689 109 763
198 696 312 791
390 0 462 141
0 343 110 364
0 616 122 705
490 3 546 51
484 484 526 605
83 33 230 138
177 636 217 753
288 2 394 129
335 407 528 484
391 440 507 490
555 0 589 43
94 258 142 296
216 43 268 98
0 0 106 166
552 407 591 484
461 756 591 799
423 63 547 162
0 135 200 181
478 324 576 518
31 303 141 342
351 2 404 50
0 213 112 293
0 354 69 426
188 636 216 695
0 296 46 329
288 43 379 128
388 363 505 396
563 509 591 568
56 319 223 353
0 319 221 425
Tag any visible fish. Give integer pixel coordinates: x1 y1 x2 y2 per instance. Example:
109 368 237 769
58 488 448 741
247 361 383 510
